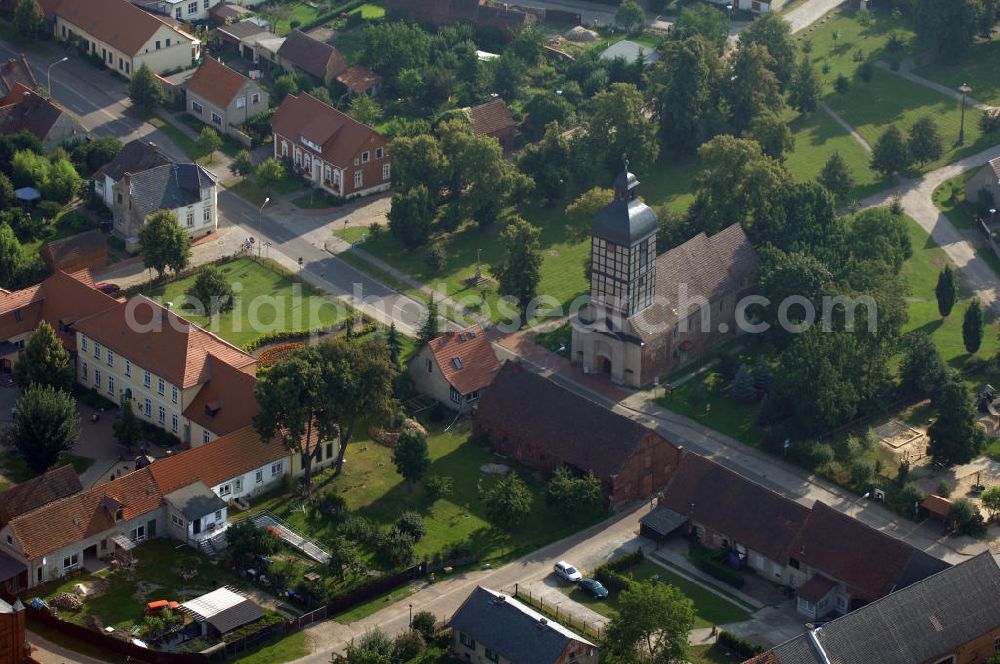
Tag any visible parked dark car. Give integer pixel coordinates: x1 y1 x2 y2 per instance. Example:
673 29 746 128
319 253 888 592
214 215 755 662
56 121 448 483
96 282 120 296
578 578 609 599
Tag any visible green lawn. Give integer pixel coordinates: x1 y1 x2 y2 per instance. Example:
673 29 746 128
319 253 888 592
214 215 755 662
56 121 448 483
140 258 350 348
334 30 365 65
658 370 764 446
147 116 241 164
691 644 749 664
0 452 94 488
826 68 990 172
267 1 321 36
22 209 101 257
292 189 344 209
932 169 979 230
784 107 884 201
349 3 385 19
900 219 1000 366
34 539 251 630
535 323 572 358
557 560 752 629
228 173 304 207
233 631 308 664
244 419 605 565
914 39 1000 107
334 226 371 245
340 157 700 326
797 7 917 85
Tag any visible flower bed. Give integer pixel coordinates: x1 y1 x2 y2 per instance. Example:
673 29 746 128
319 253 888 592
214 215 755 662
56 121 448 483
258 343 305 369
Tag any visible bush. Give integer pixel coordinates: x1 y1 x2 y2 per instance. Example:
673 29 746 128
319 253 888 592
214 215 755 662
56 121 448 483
937 480 953 498
340 514 376 543
791 440 835 469
835 74 850 93
695 556 745 588
38 200 62 220
849 458 875 487
980 109 1000 134
948 499 986 536
594 566 634 594
410 611 437 641
425 474 453 500
392 630 425 660
858 61 874 82
393 511 426 542
374 527 416 568
606 548 644 572
424 244 447 273
718 631 764 657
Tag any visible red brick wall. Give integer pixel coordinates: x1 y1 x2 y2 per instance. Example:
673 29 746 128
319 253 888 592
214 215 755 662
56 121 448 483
342 132 391 196
925 625 1000 664
610 432 682 506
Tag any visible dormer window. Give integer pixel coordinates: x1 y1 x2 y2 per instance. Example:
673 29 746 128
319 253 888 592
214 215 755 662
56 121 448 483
115 508 124 521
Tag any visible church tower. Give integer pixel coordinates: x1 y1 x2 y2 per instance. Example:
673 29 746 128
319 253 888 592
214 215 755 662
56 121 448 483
589 163 658 325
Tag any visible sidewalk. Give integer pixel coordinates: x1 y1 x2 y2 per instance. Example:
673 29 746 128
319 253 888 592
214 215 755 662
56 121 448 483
875 59 996 111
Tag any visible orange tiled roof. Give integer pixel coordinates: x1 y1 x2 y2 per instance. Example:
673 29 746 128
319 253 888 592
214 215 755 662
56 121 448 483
148 425 288 494
469 98 515 137
7 466 163 560
335 65 381 94
73 296 256 388
55 0 194 57
427 324 500 395
184 57 251 111
183 355 260 437
271 92 385 169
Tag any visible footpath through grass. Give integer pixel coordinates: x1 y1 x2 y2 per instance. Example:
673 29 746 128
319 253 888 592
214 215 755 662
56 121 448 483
142 257 349 348
914 39 1000 107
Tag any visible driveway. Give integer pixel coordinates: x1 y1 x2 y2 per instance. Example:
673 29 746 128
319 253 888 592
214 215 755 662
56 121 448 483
862 143 1000 310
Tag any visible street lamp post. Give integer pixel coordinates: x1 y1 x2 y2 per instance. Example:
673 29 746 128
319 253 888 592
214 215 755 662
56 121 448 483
47 56 69 97
257 197 270 258
726 3 733 20
408 604 413 628
958 83 972 146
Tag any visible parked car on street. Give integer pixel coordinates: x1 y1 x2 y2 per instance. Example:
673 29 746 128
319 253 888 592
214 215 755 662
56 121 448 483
578 578 609 599
554 560 582 582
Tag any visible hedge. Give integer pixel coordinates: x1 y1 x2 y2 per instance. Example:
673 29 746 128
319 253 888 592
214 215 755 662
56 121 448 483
718 631 764 657
605 548 644 573
594 567 633 595
694 557 745 589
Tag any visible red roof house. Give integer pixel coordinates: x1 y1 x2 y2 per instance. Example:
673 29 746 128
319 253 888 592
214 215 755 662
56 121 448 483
270 92 391 199
408 324 500 411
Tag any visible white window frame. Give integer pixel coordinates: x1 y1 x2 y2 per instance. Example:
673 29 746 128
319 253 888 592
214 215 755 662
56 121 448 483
375 147 383 159
107 375 115 396
125 359 131 377
211 111 222 125
354 171 362 189
236 96 246 109
158 405 165 424
271 462 283 477
171 514 184 528
187 1 197 14
158 378 165 396
192 100 203 114
203 430 211 444
382 163 390 181
255 470 263 483
361 151 370 163
62 553 79 571
219 483 232 497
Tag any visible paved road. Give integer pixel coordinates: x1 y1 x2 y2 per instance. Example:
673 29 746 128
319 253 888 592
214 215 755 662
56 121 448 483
862 143 1000 310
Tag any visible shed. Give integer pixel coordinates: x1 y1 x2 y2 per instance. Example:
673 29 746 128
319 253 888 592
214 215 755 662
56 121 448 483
921 494 952 522
600 40 660 65
639 504 688 542
39 229 107 274
180 587 264 636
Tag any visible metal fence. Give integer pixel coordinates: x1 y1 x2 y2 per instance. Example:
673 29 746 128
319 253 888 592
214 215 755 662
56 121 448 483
507 587 604 642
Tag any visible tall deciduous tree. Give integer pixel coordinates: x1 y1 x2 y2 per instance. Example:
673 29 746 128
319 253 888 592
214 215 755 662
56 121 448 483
361 21 431 79
648 36 724 153
128 64 166 113
481 473 533 529
915 0 990 58
230 149 254 177
390 134 450 197
899 332 948 399
197 127 222 164
252 350 329 496
738 12 796 86
492 216 542 325
392 429 431 490
687 135 787 235
255 158 285 195
962 297 983 354
348 95 383 127
584 83 659 174
789 55 822 113
935 265 958 317
13 0 45 39
870 125 910 178
604 580 696 664
517 122 573 204
670 4 730 52
928 380 986 465
113 399 144 452
315 336 397 475
186 265 235 316
139 210 191 278
0 223 22 288
817 152 854 201
388 185 433 248
615 0 646 34
907 116 943 165
13 320 72 391
11 385 80 475
727 43 784 133
749 110 793 160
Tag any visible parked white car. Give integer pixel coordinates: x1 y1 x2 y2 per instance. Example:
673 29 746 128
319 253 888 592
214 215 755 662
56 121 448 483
554 560 582 582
